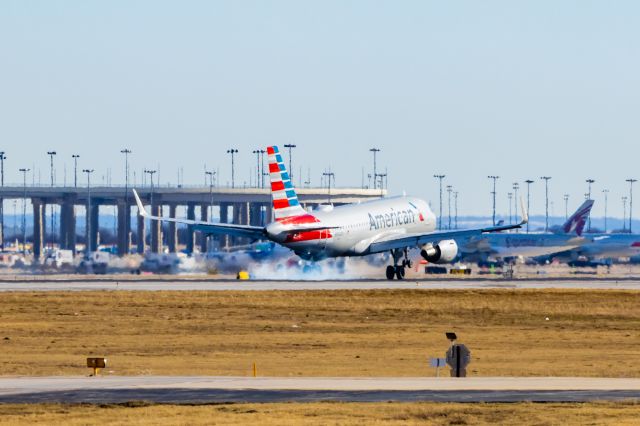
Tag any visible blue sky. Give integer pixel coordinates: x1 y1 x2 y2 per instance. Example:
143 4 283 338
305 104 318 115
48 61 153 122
1 1 639 218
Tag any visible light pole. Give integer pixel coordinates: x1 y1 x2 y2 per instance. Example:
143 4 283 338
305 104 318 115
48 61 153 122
446 185 453 229
434 175 445 230
259 149 266 188
488 176 500 226
283 144 296 183
120 149 131 254
586 179 595 232
226 149 238 188
82 169 94 255
370 148 380 189
252 150 261 188
144 169 157 252
512 182 519 225
622 197 628 232
19 168 29 255
323 171 335 203
71 155 80 188
602 189 609 233
540 176 552 232
47 151 57 250
508 192 513 224
377 173 387 196
205 170 216 216
454 191 459 229
525 179 534 233
0 151 5 250
626 178 637 233
144 169 157 205
563 194 569 221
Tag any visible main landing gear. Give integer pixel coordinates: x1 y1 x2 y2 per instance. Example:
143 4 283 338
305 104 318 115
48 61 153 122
386 248 412 280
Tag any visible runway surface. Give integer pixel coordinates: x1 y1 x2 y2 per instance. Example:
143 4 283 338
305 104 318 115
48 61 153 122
1 278 640 291
1 376 639 403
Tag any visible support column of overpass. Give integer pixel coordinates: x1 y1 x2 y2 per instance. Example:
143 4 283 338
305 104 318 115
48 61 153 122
231 203 242 247
60 196 76 254
117 201 132 256
117 202 130 256
219 202 229 250
90 203 100 252
250 203 262 227
137 212 145 254
150 203 161 253
185 203 196 254
264 203 273 225
236 202 251 246
32 199 44 260
167 204 177 253
200 204 208 253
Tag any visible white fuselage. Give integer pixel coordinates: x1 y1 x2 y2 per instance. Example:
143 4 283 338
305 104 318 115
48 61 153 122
267 196 435 260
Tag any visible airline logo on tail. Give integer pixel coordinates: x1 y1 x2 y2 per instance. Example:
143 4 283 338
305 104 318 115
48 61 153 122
267 146 317 224
562 199 594 236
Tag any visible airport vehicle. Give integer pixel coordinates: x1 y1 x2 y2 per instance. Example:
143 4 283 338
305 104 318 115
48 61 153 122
458 200 594 263
44 249 74 268
133 146 527 279
77 251 110 274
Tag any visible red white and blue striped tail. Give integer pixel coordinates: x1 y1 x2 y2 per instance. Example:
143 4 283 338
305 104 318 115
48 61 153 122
267 146 307 220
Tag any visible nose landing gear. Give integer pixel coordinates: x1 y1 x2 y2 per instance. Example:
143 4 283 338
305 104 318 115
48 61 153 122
386 248 411 280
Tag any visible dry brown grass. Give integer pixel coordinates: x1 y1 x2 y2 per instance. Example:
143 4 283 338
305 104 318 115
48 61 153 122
0 289 639 377
0 401 639 425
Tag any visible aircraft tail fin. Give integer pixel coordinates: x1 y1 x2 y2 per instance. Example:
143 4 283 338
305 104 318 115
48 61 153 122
562 199 594 236
267 146 307 221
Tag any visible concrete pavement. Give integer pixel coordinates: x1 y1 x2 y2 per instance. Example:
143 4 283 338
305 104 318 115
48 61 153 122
1 278 640 291
1 376 639 403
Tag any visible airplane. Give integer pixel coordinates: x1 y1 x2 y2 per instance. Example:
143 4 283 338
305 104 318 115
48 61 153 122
457 199 594 263
546 233 640 264
132 145 527 280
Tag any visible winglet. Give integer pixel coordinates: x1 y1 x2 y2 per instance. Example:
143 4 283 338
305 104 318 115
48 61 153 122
132 189 148 217
519 196 529 225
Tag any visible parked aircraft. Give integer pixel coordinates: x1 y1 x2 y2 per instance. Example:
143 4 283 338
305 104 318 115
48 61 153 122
548 233 640 264
458 200 594 263
133 146 527 279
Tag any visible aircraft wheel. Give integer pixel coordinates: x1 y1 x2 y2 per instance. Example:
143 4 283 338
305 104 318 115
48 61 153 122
385 265 395 280
395 265 405 280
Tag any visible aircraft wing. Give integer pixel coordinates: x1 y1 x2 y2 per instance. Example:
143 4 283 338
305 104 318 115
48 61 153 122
132 189 265 239
368 198 529 254
368 222 525 254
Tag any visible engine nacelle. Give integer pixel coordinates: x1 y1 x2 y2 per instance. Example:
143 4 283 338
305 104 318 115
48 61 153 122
420 240 458 264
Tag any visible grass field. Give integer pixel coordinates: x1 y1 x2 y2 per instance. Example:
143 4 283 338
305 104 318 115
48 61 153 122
0 402 639 425
1 289 638 377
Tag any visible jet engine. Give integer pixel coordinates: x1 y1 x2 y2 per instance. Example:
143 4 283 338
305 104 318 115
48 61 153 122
420 240 458 264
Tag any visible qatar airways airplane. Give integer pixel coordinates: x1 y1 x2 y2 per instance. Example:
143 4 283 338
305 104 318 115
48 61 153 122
133 145 527 279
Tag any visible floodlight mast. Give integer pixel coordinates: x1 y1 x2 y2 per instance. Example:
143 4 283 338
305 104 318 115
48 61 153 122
226 149 239 188
283 144 297 184
370 148 380 189
488 176 499 226
602 189 609 233
525 180 534 233
627 178 637 233
540 176 552 232
433 175 445 230
586 179 595 232
19 168 30 255
82 169 94 255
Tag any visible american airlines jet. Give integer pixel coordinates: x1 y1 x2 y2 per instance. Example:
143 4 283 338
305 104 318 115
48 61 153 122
133 146 527 279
